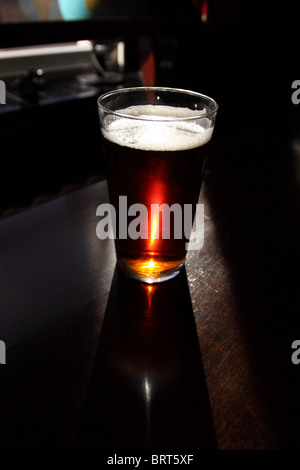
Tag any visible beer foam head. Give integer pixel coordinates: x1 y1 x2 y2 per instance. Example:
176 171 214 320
117 104 208 120
102 105 213 151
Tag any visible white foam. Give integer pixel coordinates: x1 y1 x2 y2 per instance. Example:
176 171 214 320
102 104 213 151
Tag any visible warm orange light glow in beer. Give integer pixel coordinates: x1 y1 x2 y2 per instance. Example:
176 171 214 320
141 182 162 275
146 259 155 269
149 214 158 248
148 180 162 250
114 173 187 280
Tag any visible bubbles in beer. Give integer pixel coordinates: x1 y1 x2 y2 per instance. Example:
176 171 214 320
102 105 213 152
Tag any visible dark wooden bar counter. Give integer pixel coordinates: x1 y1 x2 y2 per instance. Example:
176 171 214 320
0 115 300 450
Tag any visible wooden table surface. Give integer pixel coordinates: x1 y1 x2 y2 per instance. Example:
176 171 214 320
0 119 300 450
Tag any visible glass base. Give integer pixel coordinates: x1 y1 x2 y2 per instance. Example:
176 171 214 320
117 259 184 284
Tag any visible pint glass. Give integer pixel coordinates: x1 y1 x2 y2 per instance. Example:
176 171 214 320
97 87 217 283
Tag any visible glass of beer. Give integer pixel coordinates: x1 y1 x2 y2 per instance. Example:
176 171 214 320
97 87 217 283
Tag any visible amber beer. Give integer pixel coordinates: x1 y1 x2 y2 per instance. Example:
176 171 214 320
98 88 217 283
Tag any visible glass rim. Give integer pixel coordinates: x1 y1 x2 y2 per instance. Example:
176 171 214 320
97 86 218 122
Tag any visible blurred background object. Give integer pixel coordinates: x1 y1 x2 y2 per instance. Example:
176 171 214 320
0 0 158 216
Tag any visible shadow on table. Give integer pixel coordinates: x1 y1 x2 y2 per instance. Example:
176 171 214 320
205 120 300 448
75 266 217 450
